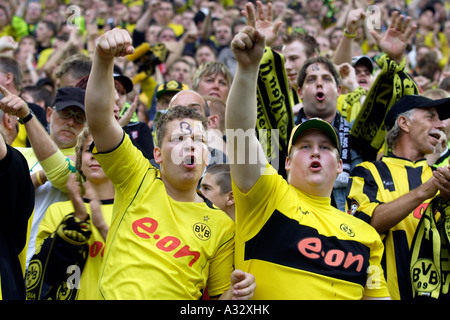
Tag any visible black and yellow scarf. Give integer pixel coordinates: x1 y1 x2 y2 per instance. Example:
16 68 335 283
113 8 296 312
410 197 450 300
256 47 295 178
350 54 419 161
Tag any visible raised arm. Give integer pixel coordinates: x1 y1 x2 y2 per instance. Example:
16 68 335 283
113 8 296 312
226 2 267 193
85 28 134 152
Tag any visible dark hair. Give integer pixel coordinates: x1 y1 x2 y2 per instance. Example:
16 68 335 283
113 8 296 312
205 164 231 194
155 105 207 148
297 56 341 89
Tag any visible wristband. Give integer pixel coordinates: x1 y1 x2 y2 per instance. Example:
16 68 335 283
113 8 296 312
18 109 34 124
36 171 44 186
344 29 356 38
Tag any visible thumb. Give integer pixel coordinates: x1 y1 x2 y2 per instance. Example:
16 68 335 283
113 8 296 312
230 269 246 285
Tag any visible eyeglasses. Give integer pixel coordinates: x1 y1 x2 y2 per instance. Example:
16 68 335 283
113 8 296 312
53 107 86 124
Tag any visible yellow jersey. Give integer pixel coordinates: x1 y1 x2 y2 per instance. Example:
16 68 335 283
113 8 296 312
233 164 389 299
346 155 433 299
35 199 113 300
94 134 235 299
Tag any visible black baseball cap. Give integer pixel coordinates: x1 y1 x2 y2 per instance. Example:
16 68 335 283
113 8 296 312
53 87 85 111
384 95 450 130
352 55 374 74
113 73 133 94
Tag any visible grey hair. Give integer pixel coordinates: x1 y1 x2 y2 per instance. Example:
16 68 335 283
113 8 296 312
386 109 415 149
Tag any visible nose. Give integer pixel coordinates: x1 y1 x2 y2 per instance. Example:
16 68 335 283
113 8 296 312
182 136 196 151
435 119 445 132
310 144 321 157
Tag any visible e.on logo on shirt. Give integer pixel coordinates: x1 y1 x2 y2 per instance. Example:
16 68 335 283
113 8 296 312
132 217 201 267
297 237 365 272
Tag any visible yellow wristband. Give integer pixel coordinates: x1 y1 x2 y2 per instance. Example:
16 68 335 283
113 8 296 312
36 171 44 186
344 29 356 38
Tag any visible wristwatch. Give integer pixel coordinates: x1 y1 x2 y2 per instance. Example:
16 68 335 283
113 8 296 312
18 109 34 124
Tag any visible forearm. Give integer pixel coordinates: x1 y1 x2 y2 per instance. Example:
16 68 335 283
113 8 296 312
226 66 259 131
371 180 437 233
25 116 59 161
85 54 122 151
332 33 353 66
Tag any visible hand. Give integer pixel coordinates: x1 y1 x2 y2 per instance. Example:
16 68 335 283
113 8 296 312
67 173 89 221
95 28 135 60
370 11 417 64
433 166 450 200
241 1 282 48
231 2 265 69
0 84 30 119
338 63 358 92
229 269 256 300
345 8 366 35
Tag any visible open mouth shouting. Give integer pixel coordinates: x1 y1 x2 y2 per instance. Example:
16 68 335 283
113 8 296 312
316 91 325 102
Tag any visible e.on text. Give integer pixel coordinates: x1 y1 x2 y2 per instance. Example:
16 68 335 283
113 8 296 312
132 217 200 267
297 237 364 272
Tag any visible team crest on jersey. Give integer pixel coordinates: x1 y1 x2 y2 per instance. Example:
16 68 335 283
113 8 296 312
340 223 355 237
348 199 359 216
193 223 211 241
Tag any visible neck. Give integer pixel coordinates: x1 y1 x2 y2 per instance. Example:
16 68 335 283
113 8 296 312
392 139 426 162
163 178 202 202
89 179 115 200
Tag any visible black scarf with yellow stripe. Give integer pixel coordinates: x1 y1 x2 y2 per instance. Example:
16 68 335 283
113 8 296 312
410 197 450 300
350 54 419 161
256 47 295 178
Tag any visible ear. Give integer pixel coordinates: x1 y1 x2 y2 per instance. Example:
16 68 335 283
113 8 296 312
3 72 13 88
46 105 53 123
153 146 162 164
226 191 234 207
2 113 15 130
397 115 411 133
207 114 219 130
285 154 291 171
337 158 343 175
336 84 342 96
297 87 303 100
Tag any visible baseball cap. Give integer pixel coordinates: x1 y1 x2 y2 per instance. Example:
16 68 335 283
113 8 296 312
384 95 450 130
352 55 374 74
156 80 189 99
287 118 340 155
113 73 133 94
53 87 85 111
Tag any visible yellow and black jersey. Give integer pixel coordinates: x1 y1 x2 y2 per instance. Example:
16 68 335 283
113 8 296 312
233 164 389 300
346 154 434 300
93 133 235 299
32 199 113 300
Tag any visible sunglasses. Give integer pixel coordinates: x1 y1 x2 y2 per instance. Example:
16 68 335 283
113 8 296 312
53 107 86 124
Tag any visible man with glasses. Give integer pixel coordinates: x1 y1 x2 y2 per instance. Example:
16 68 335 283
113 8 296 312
0 85 86 268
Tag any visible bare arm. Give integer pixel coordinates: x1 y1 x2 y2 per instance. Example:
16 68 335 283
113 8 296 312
332 8 366 66
371 165 450 233
226 2 267 193
371 178 438 233
85 28 134 152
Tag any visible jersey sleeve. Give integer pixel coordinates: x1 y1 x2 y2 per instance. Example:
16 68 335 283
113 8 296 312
346 163 382 224
205 232 235 297
94 132 153 199
232 164 288 240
